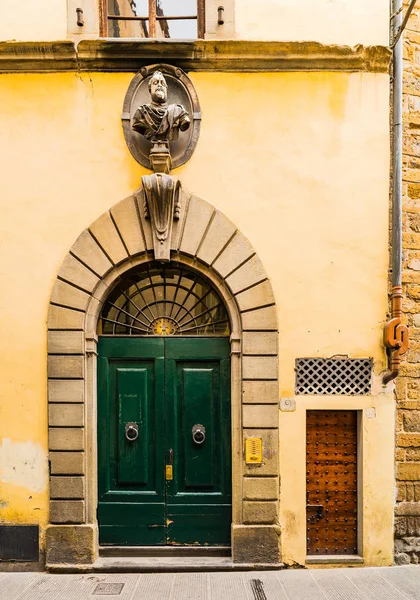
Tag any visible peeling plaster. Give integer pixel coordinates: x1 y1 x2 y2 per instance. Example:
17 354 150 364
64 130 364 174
0 438 47 493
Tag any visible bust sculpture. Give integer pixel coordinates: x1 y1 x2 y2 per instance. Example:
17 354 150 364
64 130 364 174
132 71 191 143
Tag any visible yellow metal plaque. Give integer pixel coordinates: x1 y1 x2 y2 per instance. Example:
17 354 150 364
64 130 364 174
166 465 173 480
245 437 263 464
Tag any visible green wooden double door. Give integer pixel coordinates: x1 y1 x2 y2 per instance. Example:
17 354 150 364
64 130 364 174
97 337 232 546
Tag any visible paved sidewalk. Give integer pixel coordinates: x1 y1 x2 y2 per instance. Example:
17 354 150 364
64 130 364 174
1 566 420 600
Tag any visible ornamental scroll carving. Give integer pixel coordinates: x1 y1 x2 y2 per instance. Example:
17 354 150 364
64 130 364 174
122 65 201 261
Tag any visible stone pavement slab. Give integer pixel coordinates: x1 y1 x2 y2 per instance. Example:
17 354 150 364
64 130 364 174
1 566 420 600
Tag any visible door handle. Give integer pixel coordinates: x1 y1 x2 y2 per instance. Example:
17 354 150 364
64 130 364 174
192 424 206 445
125 422 139 441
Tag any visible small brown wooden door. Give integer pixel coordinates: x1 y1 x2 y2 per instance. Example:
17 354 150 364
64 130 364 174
306 410 358 556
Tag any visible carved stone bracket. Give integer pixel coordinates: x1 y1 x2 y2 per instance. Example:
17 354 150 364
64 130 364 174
142 174 181 262
85 335 98 357
149 141 172 174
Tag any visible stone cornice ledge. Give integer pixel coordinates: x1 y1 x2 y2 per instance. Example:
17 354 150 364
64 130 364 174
0 40 391 73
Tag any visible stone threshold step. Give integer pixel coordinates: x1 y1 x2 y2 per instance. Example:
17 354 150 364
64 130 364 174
306 555 364 565
48 557 285 573
99 546 231 558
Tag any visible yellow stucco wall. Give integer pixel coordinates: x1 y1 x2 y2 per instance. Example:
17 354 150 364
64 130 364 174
0 0 388 46
0 71 392 564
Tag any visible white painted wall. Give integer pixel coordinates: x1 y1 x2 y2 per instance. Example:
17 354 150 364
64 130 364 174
0 0 389 45
234 0 389 46
0 0 67 41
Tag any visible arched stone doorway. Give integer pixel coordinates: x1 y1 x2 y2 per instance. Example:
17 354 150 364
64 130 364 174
46 187 280 566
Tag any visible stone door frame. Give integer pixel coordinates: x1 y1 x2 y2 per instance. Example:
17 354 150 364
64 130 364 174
46 188 280 566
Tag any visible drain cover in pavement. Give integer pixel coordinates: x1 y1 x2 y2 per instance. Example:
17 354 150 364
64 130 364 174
250 579 267 600
92 583 125 595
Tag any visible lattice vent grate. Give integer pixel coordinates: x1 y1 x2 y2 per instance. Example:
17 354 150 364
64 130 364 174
295 358 372 395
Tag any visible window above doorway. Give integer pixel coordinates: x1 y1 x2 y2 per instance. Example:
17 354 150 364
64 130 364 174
102 0 205 39
98 263 231 337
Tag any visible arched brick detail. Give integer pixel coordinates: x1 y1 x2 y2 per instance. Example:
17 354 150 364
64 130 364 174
46 187 280 566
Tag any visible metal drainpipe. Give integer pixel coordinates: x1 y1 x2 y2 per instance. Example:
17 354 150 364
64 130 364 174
383 0 409 385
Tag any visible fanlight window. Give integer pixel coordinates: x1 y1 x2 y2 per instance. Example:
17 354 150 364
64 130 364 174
98 263 230 336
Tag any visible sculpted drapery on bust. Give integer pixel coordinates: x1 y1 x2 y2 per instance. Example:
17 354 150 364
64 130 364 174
132 71 191 142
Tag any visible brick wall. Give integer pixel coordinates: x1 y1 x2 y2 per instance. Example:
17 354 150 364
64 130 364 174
395 0 420 565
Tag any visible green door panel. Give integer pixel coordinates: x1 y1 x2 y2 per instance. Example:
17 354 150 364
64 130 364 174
99 503 165 545
182 368 215 488
165 337 231 360
166 339 231 544
167 505 232 545
166 361 225 495
97 336 231 546
99 337 164 359
117 367 149 485
97 338 165 546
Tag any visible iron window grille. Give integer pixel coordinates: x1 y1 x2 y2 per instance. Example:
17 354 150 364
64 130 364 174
295 357 372 395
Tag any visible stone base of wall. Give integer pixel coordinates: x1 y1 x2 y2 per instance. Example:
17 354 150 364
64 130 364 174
45 524 280 566
46 524 97 566
231 524 281 564
0 558 45 572
394 502 420 564
394 379 420 563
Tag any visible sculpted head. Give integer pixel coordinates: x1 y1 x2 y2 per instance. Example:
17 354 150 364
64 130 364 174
149 71 168 105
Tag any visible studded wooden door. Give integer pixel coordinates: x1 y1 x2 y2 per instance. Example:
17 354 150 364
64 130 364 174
306 410 358 556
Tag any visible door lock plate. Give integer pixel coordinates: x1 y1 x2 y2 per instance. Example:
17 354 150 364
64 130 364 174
306 504 324 523
166 465 173 480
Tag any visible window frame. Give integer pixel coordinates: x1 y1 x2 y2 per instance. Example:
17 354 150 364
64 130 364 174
100 0 205 39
